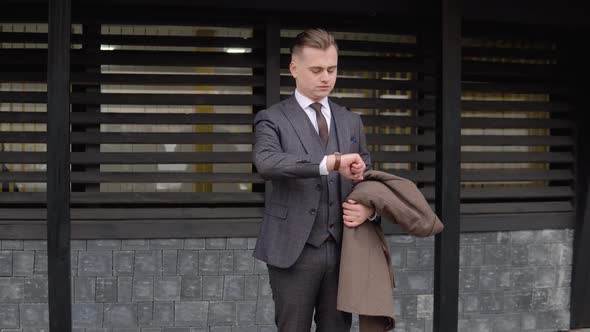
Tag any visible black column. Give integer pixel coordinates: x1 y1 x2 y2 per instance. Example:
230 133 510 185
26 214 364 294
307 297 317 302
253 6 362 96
433 0 462 331
253 18 280 201
568 29 590 329
46 0 72 331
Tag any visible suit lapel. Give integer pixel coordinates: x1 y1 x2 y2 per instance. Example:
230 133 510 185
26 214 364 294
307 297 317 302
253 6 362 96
329 100 354 202
330 100 350 155
280 95 322 156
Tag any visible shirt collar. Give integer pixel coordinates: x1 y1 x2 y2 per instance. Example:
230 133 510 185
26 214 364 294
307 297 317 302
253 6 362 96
294 89 330 112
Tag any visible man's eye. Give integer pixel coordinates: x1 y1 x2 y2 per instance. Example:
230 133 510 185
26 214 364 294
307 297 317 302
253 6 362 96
311 69 322 74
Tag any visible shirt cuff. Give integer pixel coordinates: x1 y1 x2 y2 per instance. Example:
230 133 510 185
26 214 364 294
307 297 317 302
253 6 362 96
319 156 329 175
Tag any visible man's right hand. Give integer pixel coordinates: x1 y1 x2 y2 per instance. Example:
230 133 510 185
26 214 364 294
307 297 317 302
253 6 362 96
328 153 365 180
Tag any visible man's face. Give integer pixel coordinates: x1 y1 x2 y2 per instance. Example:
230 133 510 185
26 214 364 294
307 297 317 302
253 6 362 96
289 45 338 102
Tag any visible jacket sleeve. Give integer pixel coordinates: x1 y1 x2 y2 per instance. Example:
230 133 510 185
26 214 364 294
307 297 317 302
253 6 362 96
253 110 321 180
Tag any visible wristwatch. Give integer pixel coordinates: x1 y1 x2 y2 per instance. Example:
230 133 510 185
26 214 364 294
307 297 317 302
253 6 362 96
369 211 382 225
333 152 341 171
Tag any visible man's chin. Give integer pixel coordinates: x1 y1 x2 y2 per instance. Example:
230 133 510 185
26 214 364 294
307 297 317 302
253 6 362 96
313 91 332 100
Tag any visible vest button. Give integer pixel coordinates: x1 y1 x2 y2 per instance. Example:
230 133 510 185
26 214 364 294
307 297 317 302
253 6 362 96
329 201 334 206
329 180 334 185
316 183 321 190
309 209 316 215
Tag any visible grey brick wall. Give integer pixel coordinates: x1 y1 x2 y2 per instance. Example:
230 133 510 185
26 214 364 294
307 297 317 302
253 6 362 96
458 230 573 332
0 230 573 332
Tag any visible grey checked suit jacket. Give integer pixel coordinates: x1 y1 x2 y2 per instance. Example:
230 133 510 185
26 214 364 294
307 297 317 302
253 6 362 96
253 95 372 268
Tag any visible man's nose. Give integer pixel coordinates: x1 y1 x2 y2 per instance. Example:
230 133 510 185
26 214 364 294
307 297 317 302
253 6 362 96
319 71 329 81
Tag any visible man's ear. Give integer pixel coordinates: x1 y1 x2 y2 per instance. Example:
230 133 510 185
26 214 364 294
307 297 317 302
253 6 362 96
289 60 297 79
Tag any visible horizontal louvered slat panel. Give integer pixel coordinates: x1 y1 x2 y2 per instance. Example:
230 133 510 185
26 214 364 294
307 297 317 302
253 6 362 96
463 61 557 77
461 75 565 86
462 47 556 59
460 212 575 232
0 192 264 204
0 207 264 220
98 34 262 48
0 32 263 48
398 186 573 201
0 72 265 86
462 81 568 94
460 186 574 199
361 114 435 127
369 170 435 182
0 22 578 238
461 117 573 129
0 32 52 43
0 112 255 124
458 30 575 225
336 97 435 110
461 135 573 146
460 201 573 214
371 152 573 163
0 92 265 106
0 132 254 144
462 24 560 41
461 152 573 163
1 171 254 183
0 172 263 183
370 152 435 163
460 169 574 182
369 169 574 183
367 133 434 145
0 152 253 164
0 50 264 67
461 100 571 112
0 92 46 103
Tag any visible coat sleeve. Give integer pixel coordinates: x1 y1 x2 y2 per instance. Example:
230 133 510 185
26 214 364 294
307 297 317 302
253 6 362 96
253 110 322 180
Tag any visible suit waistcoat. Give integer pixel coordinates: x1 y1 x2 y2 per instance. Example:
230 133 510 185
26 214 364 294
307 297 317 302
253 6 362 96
306 115 343 247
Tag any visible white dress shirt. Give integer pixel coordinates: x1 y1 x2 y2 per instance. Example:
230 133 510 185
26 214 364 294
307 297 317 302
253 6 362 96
294 90 332 175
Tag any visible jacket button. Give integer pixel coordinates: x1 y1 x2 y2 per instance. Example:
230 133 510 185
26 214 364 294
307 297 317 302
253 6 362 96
329 201 334 206
329 224 334 228
309 209 316 215
316 183 321 190
329 180 334 185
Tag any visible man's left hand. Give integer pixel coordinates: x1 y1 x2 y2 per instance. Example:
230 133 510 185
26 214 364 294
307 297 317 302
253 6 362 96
342 199 374 228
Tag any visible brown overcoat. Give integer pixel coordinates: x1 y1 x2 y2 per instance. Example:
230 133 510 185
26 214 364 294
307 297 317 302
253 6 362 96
337 170 444 331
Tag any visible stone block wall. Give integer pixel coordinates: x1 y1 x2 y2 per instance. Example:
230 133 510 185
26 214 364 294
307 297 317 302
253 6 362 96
0 229 574 332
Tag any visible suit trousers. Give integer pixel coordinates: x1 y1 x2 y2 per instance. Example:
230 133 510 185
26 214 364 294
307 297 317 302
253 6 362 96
267 238 352 332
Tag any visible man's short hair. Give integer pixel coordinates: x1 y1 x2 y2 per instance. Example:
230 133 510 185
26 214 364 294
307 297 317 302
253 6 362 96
291 28 338 58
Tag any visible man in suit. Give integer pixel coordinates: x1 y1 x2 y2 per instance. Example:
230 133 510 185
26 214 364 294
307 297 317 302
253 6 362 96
253 28 377 331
